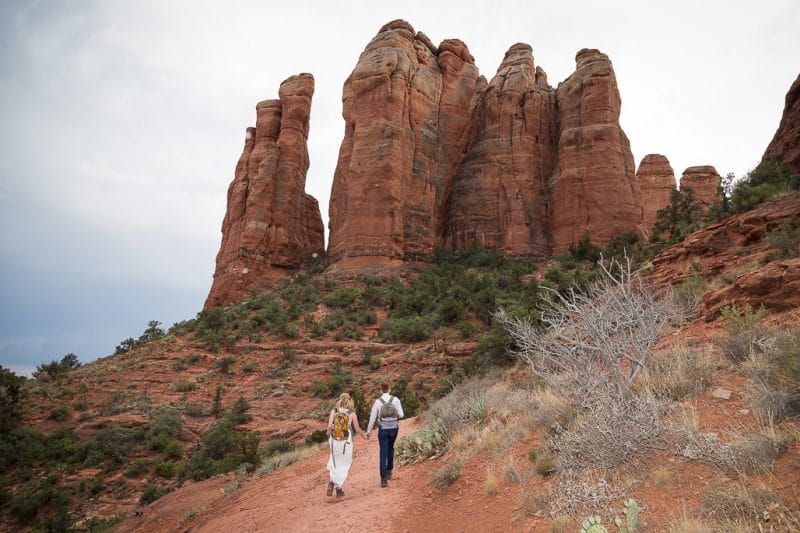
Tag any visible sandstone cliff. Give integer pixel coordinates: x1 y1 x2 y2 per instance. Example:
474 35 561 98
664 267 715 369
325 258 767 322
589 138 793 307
443 44 558 257
763 73 800 172
550 49 644 252
679 165 722 213
205 74 324 308
327 20 483 269
637 154 676 234
328 21 645 267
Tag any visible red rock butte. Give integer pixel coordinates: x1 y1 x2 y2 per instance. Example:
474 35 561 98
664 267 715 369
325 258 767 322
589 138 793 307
206 19 740 305
205 73 324 308
679 165 722 214
327 20 647 274
637 154 676 234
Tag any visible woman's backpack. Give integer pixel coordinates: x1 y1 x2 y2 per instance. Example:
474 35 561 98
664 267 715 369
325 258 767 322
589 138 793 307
331 410 351 441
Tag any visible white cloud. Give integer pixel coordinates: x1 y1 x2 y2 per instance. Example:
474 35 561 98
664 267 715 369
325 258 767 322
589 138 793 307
1 0 798 368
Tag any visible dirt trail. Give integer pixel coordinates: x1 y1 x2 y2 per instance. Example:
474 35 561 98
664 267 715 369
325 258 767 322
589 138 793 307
185 419 426 533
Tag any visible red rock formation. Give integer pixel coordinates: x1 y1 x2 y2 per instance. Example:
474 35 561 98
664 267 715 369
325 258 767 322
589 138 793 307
443 44 558 256
763 73 800 173
205 73 324 308
679 165 722 213
327 20 483 269
646 192 800 319
550 49 645 252
637 154 676 234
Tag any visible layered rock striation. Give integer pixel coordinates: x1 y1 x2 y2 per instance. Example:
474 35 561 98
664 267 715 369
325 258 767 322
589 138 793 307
679 165 722 213
328 21 646 267
763 73 800 173
206 74 324 308
327 20 484 268
550 49 644 251
637 154 676 233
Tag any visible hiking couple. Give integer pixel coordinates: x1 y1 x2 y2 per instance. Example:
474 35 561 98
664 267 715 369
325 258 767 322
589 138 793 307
326 379 404 499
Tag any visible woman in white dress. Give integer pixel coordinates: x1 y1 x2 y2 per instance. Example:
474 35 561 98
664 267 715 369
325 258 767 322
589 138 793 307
326 393 361 498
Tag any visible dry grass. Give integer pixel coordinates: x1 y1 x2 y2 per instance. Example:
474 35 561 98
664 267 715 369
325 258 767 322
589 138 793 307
517 489 549 517
667 507 713 533
644 344 719 400
651 464 672 489
503 458 523 483
701 481 781 525
528 386 576 432
534 452 557 476
432 460 463 490
549 515 573 533
483 467 498 496
730 423 789 474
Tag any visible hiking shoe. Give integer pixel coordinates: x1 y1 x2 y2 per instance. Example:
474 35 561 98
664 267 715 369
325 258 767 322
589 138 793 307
380 478 388 488
326 481 334 497
336 487 344 499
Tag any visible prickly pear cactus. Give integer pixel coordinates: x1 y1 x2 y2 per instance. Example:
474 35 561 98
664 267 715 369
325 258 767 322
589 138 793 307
613 498 641 533
580 516 608 533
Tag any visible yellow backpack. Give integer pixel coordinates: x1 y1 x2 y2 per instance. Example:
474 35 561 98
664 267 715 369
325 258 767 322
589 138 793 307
331 410 351 441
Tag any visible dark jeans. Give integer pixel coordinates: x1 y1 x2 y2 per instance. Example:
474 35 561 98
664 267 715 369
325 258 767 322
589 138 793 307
378 427 398 480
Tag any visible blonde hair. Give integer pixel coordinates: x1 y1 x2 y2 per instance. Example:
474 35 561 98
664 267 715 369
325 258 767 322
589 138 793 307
335 393 354 411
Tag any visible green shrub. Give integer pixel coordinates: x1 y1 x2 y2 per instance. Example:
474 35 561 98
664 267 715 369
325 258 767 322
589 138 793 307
185 403 207 418
264 438 292 457
139 484 168 505
49 405 70 421
730 158 800 212
174 381 197 392
242 362 259 373
32 353 81 379
123 458 149 478
214 355 236 374
674 274 708 309
305 429 328 445
717 303 766 363
651 188 706 245
155 460 177 478
765 220 800 258
378 316 432 343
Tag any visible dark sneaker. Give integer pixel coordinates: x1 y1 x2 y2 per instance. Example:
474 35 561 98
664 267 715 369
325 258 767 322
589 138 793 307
336 487 344 499
326 481 334 497
380 478 388 488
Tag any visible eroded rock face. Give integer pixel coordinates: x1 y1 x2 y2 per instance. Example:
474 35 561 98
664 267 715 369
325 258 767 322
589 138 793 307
205 74 324 308
327 20 483 269
443 44 558 256
646 192 800 319
550 49 645 252
763 73 800 172
679 165 722 213
637 154 676 233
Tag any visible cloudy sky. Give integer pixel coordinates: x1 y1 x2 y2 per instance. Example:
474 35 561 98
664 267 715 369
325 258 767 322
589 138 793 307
1 0 797 375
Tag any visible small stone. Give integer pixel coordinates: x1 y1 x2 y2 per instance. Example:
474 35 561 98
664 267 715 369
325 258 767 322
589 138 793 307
739 408 750 415
712 387 732 399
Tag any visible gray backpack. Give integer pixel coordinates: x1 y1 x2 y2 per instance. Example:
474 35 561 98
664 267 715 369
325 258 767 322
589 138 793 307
378 396 399 429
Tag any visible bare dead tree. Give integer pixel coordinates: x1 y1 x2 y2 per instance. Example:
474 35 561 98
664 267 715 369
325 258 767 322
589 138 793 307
495 255 677 405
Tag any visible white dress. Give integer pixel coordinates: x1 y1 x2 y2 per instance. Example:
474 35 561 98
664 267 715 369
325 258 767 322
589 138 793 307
326 410 354 488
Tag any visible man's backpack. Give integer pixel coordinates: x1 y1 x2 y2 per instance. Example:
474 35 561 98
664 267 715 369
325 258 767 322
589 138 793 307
378 396 399 430
331 410 351 441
